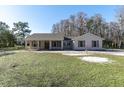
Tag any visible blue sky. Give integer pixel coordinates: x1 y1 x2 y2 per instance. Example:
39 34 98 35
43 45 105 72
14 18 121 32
0 5 119 34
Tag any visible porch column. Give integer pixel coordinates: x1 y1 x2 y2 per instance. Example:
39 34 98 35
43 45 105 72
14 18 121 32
49 41 52 50
61 40 63 50
29 40 32 48
37 41 39 49
25 40 27 49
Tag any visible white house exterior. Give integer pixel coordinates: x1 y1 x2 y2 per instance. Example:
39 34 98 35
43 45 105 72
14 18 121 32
25 32 104 50
73 33 104 50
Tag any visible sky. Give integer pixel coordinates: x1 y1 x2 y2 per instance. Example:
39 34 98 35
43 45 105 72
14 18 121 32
0 5 120 34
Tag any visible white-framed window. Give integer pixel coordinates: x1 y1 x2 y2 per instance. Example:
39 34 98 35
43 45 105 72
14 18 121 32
92 40 99 47
52 41 61 47
78 41 85 47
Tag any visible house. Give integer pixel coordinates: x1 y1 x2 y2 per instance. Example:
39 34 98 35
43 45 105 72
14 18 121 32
25 32 104 50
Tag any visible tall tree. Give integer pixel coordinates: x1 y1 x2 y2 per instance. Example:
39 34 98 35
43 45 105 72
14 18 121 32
69 15 76 36
76 12 87 35
109 22 120 48
51 10 124 49
116 6 124 48
0 22 9 32
12 21 31 45
0 21 15 48
91 14 104 36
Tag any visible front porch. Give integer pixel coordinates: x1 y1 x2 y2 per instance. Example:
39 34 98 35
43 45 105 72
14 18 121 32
25 40 63 50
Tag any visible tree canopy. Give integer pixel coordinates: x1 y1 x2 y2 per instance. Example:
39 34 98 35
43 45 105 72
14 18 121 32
51 7 124 48
12 21 31 45
0 21 31 48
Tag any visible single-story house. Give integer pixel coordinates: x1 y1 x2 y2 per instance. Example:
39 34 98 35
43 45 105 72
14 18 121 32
25 32 104 50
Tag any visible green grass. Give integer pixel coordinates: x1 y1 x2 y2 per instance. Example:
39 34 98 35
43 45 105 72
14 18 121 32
0 46 25 51
0 51 124 87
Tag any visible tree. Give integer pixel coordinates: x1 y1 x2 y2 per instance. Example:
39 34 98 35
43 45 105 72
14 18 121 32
109 22 120 48
0 31 15 47
76 12 87 35
0 21 15 48
50 9 124 49
12 21 31 45
51 24 58 33
86 18 94 33
91 14 104 36
69 15 76 36
115 6 124 48
0 22 9 32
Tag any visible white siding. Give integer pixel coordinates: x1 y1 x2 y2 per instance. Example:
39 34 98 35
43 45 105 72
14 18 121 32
73 33 104 50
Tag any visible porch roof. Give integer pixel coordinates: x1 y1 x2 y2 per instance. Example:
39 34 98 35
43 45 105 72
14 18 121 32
26 33 64 41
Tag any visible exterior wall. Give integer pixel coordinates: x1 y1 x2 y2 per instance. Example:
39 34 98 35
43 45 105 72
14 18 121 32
26 39 103 50
25 40 45 50
73 34 103 50
25 33 104 50
25 40 63 50
73 40 103 50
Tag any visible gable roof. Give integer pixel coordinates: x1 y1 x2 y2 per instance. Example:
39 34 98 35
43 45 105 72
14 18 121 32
73 32 104 40
26 33 64 40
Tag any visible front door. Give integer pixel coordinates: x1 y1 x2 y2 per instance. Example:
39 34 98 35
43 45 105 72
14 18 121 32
44 41 49 50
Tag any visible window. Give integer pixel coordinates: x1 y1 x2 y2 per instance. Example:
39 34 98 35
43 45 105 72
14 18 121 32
78 41 85 47
67 42 71 46
92 40 99 47
63 41 72 46
52 41 61 47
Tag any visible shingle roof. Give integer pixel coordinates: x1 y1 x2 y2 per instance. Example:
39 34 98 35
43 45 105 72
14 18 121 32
73 32 104 40
26 32 104 41
26 33 64 40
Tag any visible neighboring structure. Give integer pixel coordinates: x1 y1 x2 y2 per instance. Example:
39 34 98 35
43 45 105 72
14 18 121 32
25 32 104 50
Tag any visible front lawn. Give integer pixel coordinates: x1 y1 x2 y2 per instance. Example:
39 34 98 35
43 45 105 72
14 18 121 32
0 51 124 87
0 46 25 51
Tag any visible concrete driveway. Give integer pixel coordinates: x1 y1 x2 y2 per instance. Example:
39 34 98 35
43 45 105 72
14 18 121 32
32 50 124 56
1 50 124 56
92 51 124 56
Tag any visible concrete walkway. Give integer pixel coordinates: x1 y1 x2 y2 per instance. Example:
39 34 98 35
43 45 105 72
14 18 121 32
32 50 124 56
92 51 124 56
30 50 93 56
1 50 124 56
